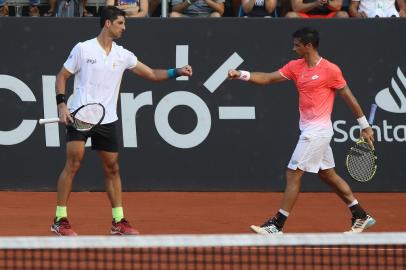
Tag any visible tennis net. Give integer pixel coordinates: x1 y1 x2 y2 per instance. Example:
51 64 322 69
0 233 405 270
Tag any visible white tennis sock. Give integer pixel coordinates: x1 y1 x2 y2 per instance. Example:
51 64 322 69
279 209 290 217
348 199 359 208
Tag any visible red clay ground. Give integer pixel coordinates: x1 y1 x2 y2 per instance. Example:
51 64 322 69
0 192 405 236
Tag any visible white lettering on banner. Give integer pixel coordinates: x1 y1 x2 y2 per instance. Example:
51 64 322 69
2 77 405 147
42 75 60 147
0 56 404 147
375 67 406 113
121 91 211 148
0 75 37 145
203 52 244 93
121 91 153 148
393 125 406 142
0 48 256 148
333 120 406 143
176 45 189 81
154 91 211 149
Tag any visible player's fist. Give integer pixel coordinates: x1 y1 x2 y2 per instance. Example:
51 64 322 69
178 65 193 77
228 69 240 79
361 127 375 148
57 103 73 125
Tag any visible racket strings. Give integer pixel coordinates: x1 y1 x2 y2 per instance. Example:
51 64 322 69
71 103 105 132
72 118 94 131
75 104 104 124
347 142 377 182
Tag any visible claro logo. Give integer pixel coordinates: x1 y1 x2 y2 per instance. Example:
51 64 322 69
1 59 405 147
0 49 255 149
334 67 406 143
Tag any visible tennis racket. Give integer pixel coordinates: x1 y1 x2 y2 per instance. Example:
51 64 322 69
345 103 378 182
39 103 105 132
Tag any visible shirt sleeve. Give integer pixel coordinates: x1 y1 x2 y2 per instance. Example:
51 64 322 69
328 64 347 90
124 49 138 70
278 61 295 81
63 43 82 74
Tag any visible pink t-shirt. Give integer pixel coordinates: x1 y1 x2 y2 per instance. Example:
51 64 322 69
279 58 346 136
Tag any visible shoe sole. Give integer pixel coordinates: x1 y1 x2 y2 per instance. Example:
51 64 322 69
50 226 62 236
51 226 78 236
250 225 262 234
344 217 376 233
364 217 376 230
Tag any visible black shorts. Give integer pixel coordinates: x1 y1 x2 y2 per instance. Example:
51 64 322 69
66 121 119 152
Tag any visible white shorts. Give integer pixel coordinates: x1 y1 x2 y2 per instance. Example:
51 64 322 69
287 133 335 173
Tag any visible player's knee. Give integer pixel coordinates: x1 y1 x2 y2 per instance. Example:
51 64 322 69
104 161 120 176
66 158 83 174
285 169 303 186
318 169 336 182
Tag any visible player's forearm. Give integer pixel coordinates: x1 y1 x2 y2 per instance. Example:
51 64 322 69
55 67 72 95
144 68 182 81
144 69 168 81
338 86 365 119
55 74 67 95
249 72 278 85
229 70 286 85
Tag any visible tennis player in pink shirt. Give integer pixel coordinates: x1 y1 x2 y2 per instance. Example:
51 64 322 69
228 27 375 234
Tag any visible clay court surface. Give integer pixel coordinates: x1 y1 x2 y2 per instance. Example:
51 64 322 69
0 192 404 236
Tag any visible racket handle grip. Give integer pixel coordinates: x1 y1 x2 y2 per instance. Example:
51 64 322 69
368 103 378 125
39 118 60 125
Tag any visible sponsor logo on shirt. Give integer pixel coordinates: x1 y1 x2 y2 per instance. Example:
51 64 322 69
311 75 319 80
86 58 96 64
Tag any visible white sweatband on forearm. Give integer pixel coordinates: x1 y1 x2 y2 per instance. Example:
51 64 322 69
238 70 251 81
357 116 370 129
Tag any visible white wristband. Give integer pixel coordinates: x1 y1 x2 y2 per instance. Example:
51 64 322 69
357 116 370 129
238 70 251 81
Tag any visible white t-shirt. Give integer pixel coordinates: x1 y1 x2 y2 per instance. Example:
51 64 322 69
352 0 399 17
64 38 137 124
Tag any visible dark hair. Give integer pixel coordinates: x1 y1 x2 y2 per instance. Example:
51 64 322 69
292 27 319 48
100 6 126 28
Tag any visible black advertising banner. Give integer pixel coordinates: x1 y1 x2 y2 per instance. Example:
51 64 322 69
0 18 405 191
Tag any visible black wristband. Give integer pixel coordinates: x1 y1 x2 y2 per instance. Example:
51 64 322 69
56 94 66 105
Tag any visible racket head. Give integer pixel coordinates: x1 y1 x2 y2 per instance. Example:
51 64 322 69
70 103 105 132
345 138 377 182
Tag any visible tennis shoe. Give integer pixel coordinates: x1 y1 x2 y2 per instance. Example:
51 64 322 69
111 218 139 235
345 214 376 233
51 218 78 236
250 219 283 234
